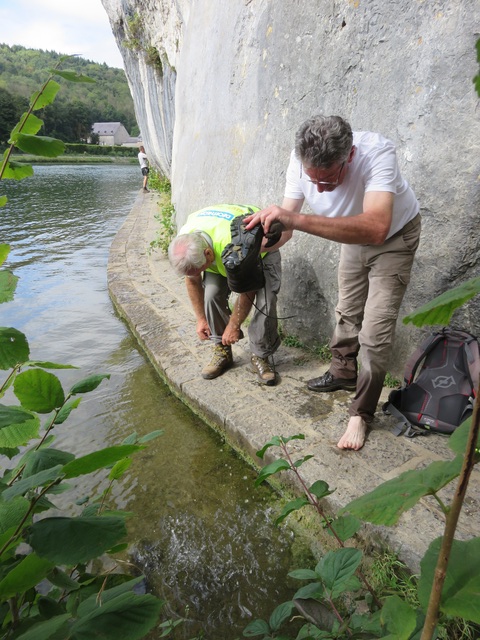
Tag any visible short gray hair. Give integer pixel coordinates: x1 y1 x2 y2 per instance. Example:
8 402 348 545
295 115 353 169
168 233 210 275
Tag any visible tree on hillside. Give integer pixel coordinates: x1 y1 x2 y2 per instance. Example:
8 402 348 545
0 44 138 142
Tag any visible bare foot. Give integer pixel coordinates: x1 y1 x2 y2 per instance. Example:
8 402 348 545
337 416 367 450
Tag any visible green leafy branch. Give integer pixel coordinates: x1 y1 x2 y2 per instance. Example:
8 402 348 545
256 435 381 610
0 65 170 640
0 55 95 208
247 275 480 639
0 302 165 637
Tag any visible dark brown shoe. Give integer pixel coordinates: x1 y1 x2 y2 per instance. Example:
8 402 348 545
307 371 357 392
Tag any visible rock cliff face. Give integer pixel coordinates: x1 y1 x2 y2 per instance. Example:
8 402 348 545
102 0 480 373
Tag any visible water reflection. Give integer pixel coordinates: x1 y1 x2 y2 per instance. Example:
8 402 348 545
0 165 301 639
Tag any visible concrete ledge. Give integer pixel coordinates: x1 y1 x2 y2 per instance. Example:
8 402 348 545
108 192 480 573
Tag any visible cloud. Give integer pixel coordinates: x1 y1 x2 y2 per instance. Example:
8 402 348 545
0 0 124 68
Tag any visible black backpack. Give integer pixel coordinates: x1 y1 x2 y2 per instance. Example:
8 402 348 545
383 328 480 437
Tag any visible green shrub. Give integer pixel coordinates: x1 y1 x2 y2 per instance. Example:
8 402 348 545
64 143 137 156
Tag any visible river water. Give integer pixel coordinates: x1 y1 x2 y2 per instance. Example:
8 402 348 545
0 165 302 639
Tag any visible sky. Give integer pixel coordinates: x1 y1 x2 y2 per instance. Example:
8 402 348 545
0 0 124 69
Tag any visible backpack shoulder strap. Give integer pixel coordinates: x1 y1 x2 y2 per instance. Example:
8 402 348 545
382 399 428 438
463 335 480 395
446 328 480 394
403 330 445 384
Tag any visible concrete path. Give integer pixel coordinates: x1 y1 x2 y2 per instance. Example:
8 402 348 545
107 192 480 573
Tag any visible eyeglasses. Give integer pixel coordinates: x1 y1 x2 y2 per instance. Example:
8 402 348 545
301 162 345 187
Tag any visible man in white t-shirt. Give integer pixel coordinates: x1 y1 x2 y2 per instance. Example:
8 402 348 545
245 114 421 451
138 145 150 192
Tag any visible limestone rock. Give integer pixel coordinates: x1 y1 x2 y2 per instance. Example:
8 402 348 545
102 0 480 373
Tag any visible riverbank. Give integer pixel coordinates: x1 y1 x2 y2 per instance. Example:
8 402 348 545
107 191 480 574
9 154 137 164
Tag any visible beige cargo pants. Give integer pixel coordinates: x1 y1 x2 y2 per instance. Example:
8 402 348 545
328 214 421 422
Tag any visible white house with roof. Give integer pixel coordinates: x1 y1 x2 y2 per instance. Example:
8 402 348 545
90 122 130 146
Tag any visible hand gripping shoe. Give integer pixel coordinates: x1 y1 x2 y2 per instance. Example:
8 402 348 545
221 214 265 293
263 220 285 248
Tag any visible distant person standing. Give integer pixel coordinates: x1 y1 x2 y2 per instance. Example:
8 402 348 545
138 145 150 192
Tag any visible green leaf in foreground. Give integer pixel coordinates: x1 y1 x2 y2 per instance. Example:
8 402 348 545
275 496 309 525
15 613 70 640
0 552 54 599
327 514 362 542
50 69 96 83
403 276 480 327
0 326 29 369
0 270 19 303
27 516 127 564
23 448 75 478
0 196 7 207
0 495 30 534
288 568 318 580
70 373 110 394
342 456 463 525
448 416 480 457
256 433 305 459
13 133 65 158
269 600 296 632
73 577 162 639
254 458 291 486
109 458 132 481
1 157 34 181
316 548 362 598
54 397 81 424
27 360 77 369
29 79 60 110
62 444 144 478
418 537 480 622
77 576 146 615
0 244 9 267
0 405 40 448
293 581 324 601
138 429 164 443
380 594 417 639
243 618 271 636
71 591 162 640
9 112 44 139
2 465 64 500
14 368 65 413
309 479 334 500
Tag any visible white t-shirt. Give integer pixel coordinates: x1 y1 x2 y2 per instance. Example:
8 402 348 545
284 131 419 239
138 151 149 169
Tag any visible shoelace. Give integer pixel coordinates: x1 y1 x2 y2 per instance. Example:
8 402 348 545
211 346 231 364
252 356 273 374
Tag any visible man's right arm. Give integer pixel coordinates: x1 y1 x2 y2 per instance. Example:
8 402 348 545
185 275 211 340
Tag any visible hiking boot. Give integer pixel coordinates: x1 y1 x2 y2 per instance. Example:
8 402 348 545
143 187 150 193
220 214 265 293
201 344 233 379
307 371 357 392
251 355 277 386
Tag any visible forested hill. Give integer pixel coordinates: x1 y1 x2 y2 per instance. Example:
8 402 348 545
0 44 138 144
